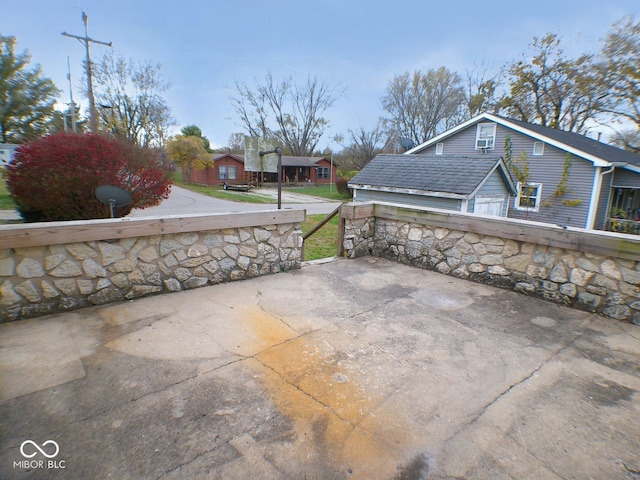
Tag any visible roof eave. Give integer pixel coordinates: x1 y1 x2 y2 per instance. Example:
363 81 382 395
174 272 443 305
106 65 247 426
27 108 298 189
619 163 640 174
348 183 470 200
467 159 517 197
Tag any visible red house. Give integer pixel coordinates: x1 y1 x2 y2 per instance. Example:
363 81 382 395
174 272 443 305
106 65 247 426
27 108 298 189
188 153 337 187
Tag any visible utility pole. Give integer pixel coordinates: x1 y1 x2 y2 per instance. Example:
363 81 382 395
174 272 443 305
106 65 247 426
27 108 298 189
330 152 333 193
62 11 111 134
66 57 77 133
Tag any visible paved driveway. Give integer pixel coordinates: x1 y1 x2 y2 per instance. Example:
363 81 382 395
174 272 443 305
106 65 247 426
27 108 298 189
1 258 639 479
130 186 341 217
0 186 341 222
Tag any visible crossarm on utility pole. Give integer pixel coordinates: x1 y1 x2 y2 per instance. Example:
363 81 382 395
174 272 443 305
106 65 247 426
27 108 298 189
61 11 112 133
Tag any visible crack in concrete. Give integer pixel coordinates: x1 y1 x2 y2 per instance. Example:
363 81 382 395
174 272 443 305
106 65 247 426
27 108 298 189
254 296 297 333
11 355 249 452
348 296 403 321
254 357 351 425
623 462 640 478
152 432 281 480
619 323 640 342
26 300 329 450
153 443 216 480
439 327 591 479
240 323 355 426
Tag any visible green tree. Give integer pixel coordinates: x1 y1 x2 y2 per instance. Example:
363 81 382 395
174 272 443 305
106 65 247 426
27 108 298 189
167 135 211 184
181 124 212 152
597 15 640 152
381 67 466 146
500 34 605 134
0 35 60 143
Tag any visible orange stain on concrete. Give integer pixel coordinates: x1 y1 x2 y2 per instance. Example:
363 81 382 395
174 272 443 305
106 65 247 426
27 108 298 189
254 331 419 479
233 305 297 355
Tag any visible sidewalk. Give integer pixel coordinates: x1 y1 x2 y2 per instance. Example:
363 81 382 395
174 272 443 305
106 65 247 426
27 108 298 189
1 257 639 479
0 210 19 221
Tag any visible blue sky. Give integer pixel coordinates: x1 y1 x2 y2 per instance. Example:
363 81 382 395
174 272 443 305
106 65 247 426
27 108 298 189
4 0 639 149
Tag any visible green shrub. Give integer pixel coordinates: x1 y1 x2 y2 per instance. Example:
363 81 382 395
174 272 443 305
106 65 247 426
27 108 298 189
336 168 358 181
7 132 171 222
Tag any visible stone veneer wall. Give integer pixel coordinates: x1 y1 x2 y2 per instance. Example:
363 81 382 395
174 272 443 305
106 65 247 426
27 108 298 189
341 202 640 325
0 210 304 321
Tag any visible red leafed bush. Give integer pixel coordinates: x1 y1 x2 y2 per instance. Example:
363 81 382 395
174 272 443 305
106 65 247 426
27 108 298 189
7 132 172 222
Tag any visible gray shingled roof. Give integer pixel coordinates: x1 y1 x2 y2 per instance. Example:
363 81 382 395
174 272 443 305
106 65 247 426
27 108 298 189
349 154 511 196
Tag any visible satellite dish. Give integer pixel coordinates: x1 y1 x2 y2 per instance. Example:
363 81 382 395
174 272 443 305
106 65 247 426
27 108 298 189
96 185 132 218
400 138 416 151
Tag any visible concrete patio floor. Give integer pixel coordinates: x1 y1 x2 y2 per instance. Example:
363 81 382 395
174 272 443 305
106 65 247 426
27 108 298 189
1 257 639 479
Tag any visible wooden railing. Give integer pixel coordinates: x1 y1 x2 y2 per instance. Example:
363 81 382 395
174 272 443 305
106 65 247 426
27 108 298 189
605 217 640 235
301 204 343 261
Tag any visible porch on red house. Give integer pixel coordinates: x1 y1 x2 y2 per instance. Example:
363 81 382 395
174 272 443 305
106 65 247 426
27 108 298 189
187 153 337 187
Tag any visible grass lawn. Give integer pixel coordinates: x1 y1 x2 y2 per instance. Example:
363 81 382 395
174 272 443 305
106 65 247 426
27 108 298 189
173 172 350 204
301 214 340 261
176 181 276 204
287 184 349 201
0 177 16 210
171 174 276 204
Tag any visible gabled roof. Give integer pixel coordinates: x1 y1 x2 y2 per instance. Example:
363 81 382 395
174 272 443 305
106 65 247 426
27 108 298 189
210 153 328 167
406 112 640 168
349 154 516 198
212 153 245 162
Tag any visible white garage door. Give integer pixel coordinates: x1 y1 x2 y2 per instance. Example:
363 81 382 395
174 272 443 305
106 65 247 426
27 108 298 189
474 196 505 217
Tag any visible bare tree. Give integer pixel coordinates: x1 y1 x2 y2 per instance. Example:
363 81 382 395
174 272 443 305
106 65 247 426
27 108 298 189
381 67 466 146
91 51 175 147
464 63 503 118
341 125 385 170
596 15 640 152
231 73 341 156
218 132 246 153
609 130 640 153
500 34 606 134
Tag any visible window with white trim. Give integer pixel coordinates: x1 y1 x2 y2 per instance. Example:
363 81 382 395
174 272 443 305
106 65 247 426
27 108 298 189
533 141 544 155
435 142 444 155
515 182 542 211
475 123 496 150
